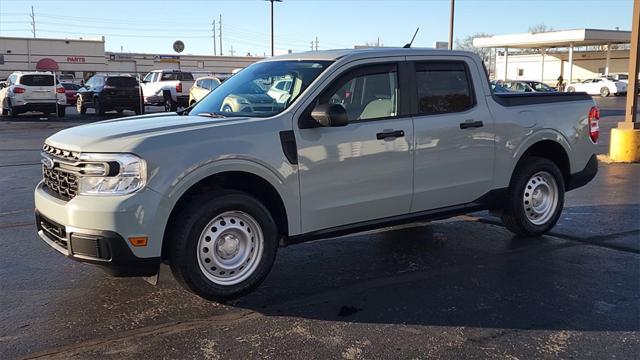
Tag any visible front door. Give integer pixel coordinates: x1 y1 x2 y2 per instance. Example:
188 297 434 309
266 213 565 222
295 62 414 233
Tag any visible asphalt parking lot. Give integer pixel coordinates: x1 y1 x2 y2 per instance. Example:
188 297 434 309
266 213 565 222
0 97 638 359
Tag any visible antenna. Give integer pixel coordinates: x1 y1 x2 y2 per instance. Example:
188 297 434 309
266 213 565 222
403 28 419 48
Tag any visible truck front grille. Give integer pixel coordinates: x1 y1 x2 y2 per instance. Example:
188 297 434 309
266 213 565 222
43 166 78 200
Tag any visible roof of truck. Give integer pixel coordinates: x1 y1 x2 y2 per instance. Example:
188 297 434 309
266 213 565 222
269 48 478 62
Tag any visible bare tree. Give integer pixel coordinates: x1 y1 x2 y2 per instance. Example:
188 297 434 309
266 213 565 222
454 33 493 63
529 24 554 34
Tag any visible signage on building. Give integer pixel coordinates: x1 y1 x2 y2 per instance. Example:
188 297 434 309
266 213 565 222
154 55 180 63
67 56 86 63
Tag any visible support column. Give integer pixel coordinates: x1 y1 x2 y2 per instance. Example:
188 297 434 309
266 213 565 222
503 47 509 80
605 42 611 75
567 43 574 84
540 49 545 82
610 0 640 163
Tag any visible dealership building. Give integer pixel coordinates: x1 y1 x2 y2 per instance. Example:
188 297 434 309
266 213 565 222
0 36 261 80
473 28 632 84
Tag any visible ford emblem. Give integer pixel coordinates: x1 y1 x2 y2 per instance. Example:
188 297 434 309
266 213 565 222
41 155 54 170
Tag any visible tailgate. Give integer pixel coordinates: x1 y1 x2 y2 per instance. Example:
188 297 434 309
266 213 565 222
21 74 57 101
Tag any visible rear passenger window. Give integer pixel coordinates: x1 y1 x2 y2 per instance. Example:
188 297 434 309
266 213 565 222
415 62 474 115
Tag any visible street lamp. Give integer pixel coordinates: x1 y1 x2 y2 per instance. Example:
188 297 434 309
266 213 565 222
266 0 282 56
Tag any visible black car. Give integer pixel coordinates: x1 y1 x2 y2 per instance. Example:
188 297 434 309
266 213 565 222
76 75 144 115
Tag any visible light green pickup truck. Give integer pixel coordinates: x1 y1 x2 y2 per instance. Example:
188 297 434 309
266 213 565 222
35 48 599 300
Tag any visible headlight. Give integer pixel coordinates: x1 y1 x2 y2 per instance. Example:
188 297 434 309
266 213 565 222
78 153 146 195
237 98 250 105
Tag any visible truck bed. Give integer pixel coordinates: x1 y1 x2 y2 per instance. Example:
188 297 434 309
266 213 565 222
493 92 592 106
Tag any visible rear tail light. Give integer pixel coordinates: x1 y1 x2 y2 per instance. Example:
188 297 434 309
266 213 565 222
13 87 25 94
588 106 600 143
56 86 65 93
176 82 183 93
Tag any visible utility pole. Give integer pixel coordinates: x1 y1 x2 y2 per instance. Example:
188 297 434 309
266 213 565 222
267 0 282 56
314 36 319 51
212 20 217 56
310 41 314 51
448 0 455 50
229 45 235 56
30 6 36 38
219 14 223 56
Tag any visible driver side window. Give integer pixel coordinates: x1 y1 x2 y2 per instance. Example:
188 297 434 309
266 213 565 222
319 64 398 121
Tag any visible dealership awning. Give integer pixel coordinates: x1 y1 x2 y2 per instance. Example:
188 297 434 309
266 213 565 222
36 58 59 72
473 29 631 82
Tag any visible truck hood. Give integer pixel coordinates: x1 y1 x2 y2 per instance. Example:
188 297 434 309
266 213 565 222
45 113 249 152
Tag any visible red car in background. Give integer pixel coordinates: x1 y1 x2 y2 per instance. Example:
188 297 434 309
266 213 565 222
61 83 81 106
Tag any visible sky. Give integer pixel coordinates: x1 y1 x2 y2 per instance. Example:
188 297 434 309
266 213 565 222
0 0 634 56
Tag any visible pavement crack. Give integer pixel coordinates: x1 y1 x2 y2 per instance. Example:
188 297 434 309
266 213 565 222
22 310 261 359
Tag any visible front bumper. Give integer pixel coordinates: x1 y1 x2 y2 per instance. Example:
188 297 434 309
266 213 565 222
34 182 168 276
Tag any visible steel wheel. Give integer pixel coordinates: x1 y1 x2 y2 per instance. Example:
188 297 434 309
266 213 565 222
197 211 264 286
523 171 559 226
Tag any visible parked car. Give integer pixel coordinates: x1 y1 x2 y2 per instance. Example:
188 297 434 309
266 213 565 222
61 83 81 106
608 73 628 83
35 49 599 300
188 76 221 106
566 77 627 97
0 71 66 117
76 74 143 115
503 80 556 93
141 69 195 111
57 74 75 84
267 77 294 103
490 80 511 93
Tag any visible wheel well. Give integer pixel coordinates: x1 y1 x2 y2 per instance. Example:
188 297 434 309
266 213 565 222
162 171 288 259
516 140 570 187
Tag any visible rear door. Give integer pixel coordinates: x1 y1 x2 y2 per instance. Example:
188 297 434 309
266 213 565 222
407 57 495 212
295 60 414 233
20 74 57 102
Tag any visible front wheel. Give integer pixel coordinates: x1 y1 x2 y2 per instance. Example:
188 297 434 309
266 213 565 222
566 86 575 93
501 157 565 237
77 95 87 114
169 190 278 301
600 87 610 97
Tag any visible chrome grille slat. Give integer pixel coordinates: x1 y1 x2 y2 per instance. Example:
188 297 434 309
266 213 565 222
42 144 80 201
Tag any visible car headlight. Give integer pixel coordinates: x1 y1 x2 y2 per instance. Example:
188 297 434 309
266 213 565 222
77 153 146 195
237 98 250 105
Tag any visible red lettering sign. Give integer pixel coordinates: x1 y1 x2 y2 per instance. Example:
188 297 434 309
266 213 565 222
66 57 86 63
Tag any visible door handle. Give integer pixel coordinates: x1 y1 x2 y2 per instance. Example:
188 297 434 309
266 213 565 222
459 120 484 129
376 130 405 140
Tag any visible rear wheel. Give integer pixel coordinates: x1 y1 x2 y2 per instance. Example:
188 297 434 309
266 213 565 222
57 106 66 118
168 190 278 301
8 100 19 117
600 87 610 97
94 97 105 115
164 92 178 112
566 86 575 93
76 95 87 114
501 157 565 237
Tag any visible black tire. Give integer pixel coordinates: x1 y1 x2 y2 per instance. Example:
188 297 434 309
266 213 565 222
134 105 144 115
501 157 565 237
77 95 87 114
57 106 66 118
1 105 7 116
600 87 610 97
8 100 19 117
168 190 279 301
164 92 178 112
94 97 105 115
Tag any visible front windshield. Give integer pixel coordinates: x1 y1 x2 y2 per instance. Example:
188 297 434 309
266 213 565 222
191 60 332 117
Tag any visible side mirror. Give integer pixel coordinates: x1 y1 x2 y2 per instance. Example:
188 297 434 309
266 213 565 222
309 103 348 127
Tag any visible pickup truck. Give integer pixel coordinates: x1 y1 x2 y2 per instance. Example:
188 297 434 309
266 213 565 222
141 69 195 111
34 48 599 301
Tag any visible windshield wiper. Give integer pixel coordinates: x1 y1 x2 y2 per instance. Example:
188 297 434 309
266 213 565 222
196 112 226 118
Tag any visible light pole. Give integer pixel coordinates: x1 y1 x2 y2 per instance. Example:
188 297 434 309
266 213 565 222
266 0 282 56
449 0 455 50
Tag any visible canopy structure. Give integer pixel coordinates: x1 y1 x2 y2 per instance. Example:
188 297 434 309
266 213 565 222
473 29 632 82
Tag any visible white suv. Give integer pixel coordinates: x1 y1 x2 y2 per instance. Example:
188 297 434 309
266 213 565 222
0 72 67 117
